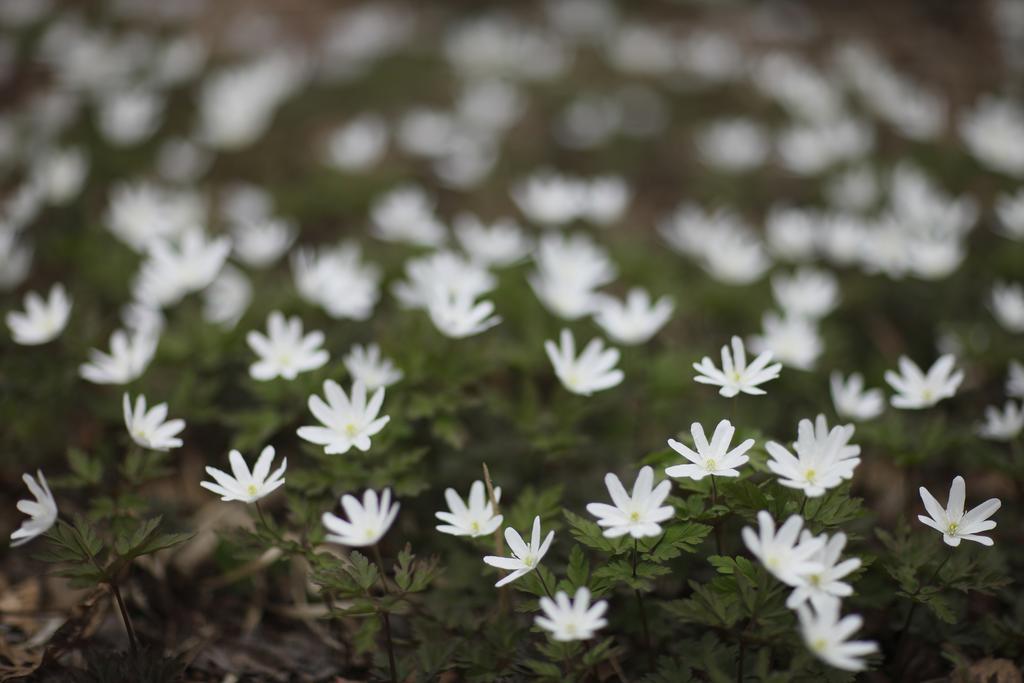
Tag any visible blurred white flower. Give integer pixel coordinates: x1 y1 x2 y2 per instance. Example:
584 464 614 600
446 17 569 82
10 470 57 547
483 516 555 587
976 401 1024 441
677 30 745 82
742 511 824 586
536 587 608 642
156 138 211 184
918 475 1000 547
786 531 861 612
427 291 501 339
994 189 1024 241
0 227 31 290
959 96 1024 177
512 171 588 226
693 335 782 397
98 88 163 146
201 265 252 329
829 372 884 422
123 393 185 451
765 206 820 262
1008 360 1024 398
991 282 1024 333
766 415 861 498
582 175 630 226
201 446 286 504
778 119 874 176
586 466 673 539
435 480 502 537
298 380 390 455
6 284 71 346
322 488 400 547
326 114 388 171
392 249 495 310
343 343 403 391
456 79 524 132
749 312 823 371
106 182 203 252
697 118 768 172
292 244 380 320
796 601 877 672
122 300 165 338
231 217 297 268
825 166 878 212
607 23 676 76
545 328 623 396
32 147 87 205
134 229 232 308
665 419 754 480
80 329 158 385
247 311 328 381
884 355 963 409
454 214 533 267
771 268 839 320
370 185 446 247
529 232 616 319
756 53 843 123
592 287 673 345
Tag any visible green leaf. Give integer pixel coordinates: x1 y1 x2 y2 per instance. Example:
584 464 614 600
566 544 590 590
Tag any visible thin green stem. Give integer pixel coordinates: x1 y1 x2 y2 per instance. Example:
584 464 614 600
536 569 555 600
372 545 398 683
710 477 724 555
110 581 139 657
894 552 953 678
632 538 652 660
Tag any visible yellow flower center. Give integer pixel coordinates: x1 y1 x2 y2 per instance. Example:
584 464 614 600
471 521 480 533
630 511 641 522
345 424 358 437
811 637 828 652
706 459 717 471
247 484 258 496
947 522 959 535
804 468 817 483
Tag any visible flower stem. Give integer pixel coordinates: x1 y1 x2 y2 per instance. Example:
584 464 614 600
632 538 652 659
482 463 509 614
110 581 139 657
710 477 724 555
372 545 398 683
536 568 555 600
894 553 952 677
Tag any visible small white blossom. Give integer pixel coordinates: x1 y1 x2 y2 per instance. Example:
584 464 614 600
6 283 71 345
545 328 623 396
123 393 185 451
995 189 1024 241
665 419 754 480
370 185 446 247
1007 360 1024 398
427 291 501 338
529 233 616 320
786 531 862 611
771 268 839 320
231 216 297 268
696 118 768 172
959 96 1024 177
796 601 878 672
884 355 963 409
343 343 403 391
592 288 673 345
976 401 1024 442
292 244 380 321
766 415 861 498
247 311 328 381
586 466 673 539
454 214 533 267
749 312 823 371
200 446 286 504
392 249 495 310
830 372 884 422
483 516 555 587
693 335 782 397
536 587 609 642
133 228 232 308
435 481 503 537
297 380 390 455
742 511 824 586
322 488 400 547
326 114 388 171
919 475 1000 547
79 329 158 385
10 470 57 547
202 265 252 329
511 171 587 226
990 282 1024 333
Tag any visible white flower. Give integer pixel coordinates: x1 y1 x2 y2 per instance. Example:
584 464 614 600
326 114 388 171
98 88 164 146
742 511 824 586
122 300 165 338
322 488 400 547
247 311 328 381
749 312 823 371
529 232 616 319
1008 360 1024 398
536 587 609 642
511 171 587 226
592 288 673 345
392 249 495 310
665 419 754 480
427 291 501 338
292 244 380 320
297 379 390 455
435 480 503 537
959 96 1024 177
134 228 232 308
10 470 57 547
796 601 878 672
6 283 71 345
766 415 861 498
586 466 673 539
343 343 403 390
32 147 87 205
582 175 630 226
830 372 884 422
105 181 202 252
693 335 782 397
231 216 297 267
545 328 623 396
201 446 287 504
696 118 768 172
454 214 533 267
0 226 31 290
991 282 1024 333
202 265 252 329
370 185 446 247
785 531 861 611
918 475 1000 547
483 516 555 587
123 393 185 451
79 329 158 385
765 206 819 261
884 355 963 409
995 189 1024 241
771 268 839 320
977 401 1024 442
